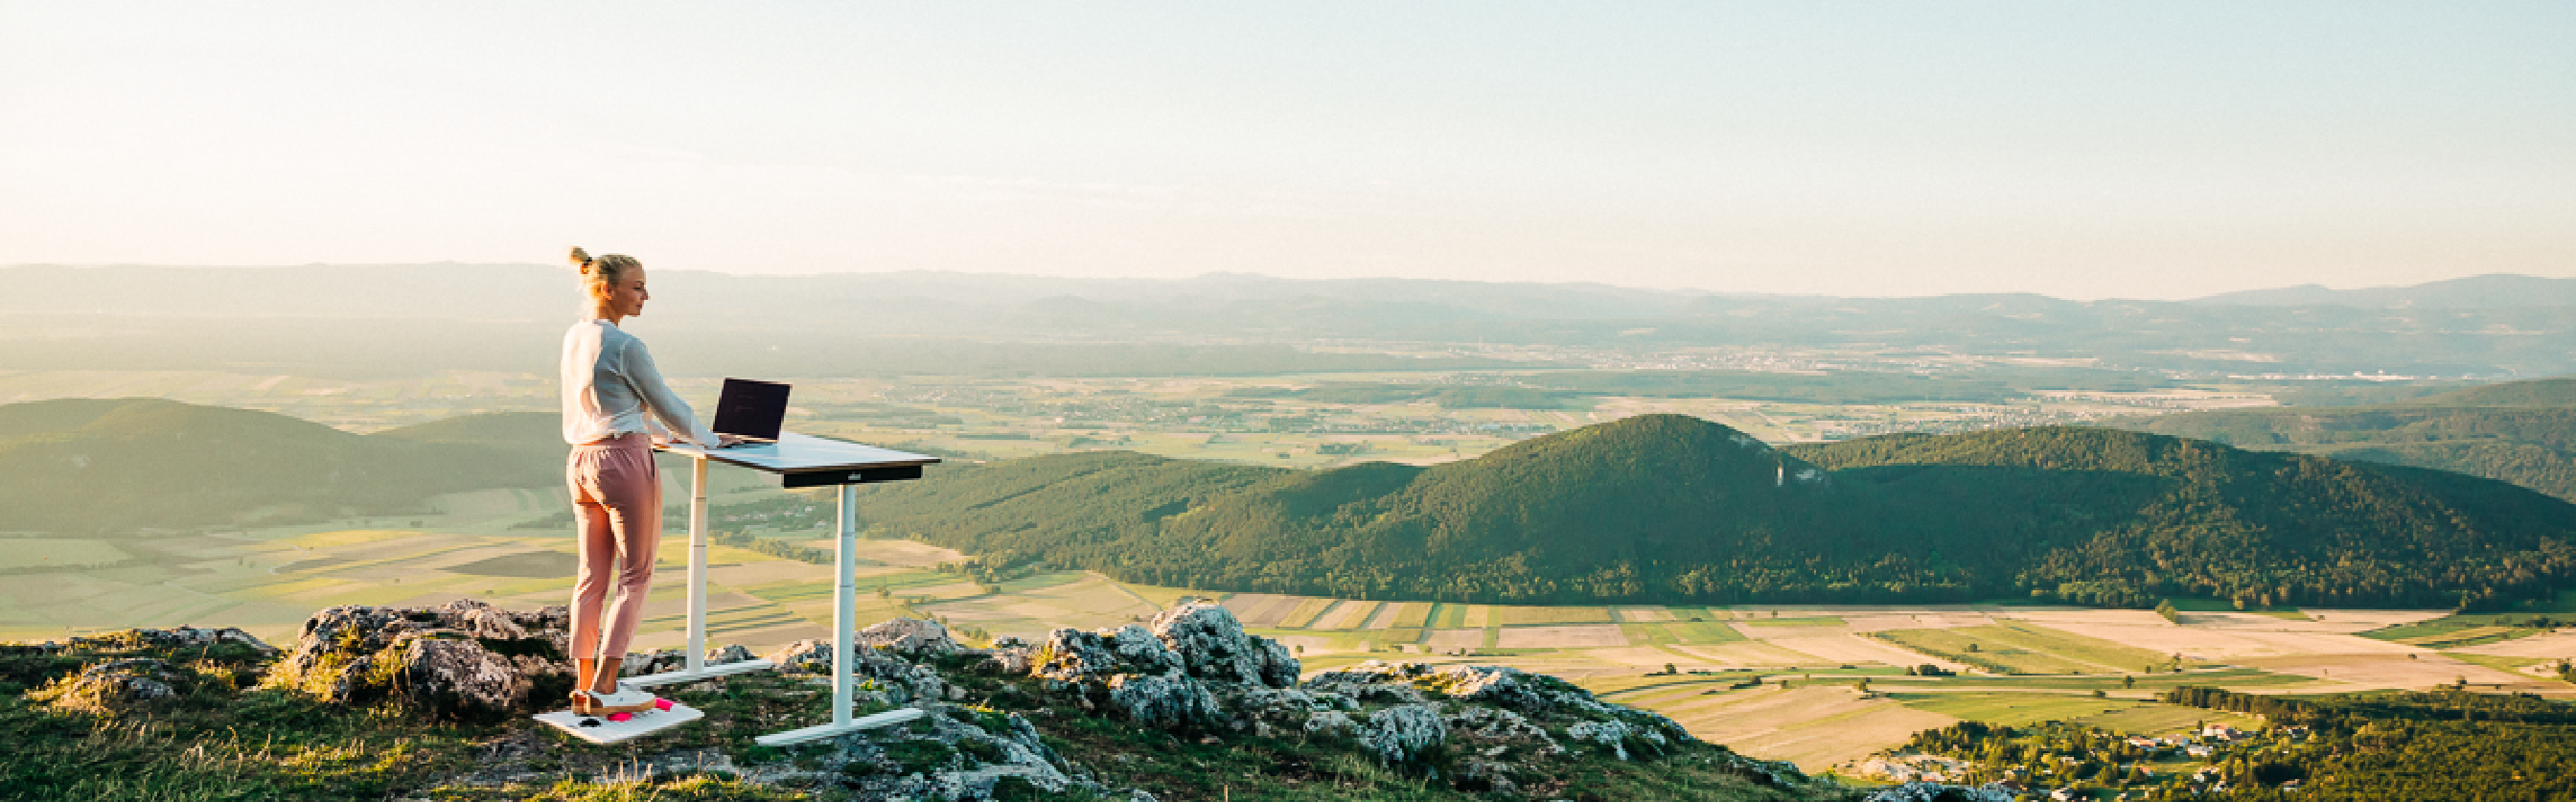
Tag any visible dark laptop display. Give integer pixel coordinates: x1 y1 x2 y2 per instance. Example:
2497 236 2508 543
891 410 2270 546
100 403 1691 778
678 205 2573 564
712 378 791 443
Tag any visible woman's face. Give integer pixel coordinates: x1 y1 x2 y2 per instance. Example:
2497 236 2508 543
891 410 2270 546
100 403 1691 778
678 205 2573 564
606 266 650 318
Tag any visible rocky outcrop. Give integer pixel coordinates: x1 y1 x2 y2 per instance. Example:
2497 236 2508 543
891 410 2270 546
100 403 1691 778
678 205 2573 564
765 638 952 705
1360 703 1449 765
70 626 276 656
264 599 573 719
1106 673 1221 729
859 617 963 657
34 657 188 714
1146 602 1298 689
1861 782 2014 802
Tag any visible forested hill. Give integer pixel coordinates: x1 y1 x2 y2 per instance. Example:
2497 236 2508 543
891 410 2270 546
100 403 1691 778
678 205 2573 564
850 415 2576 610
2109 376 2576 503
0 400 558 534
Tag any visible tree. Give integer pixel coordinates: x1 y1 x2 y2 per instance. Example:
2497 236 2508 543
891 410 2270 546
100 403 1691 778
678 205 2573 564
2155 599 2180 623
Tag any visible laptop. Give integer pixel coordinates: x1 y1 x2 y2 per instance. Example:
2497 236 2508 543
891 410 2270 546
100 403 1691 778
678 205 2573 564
711 378 791 445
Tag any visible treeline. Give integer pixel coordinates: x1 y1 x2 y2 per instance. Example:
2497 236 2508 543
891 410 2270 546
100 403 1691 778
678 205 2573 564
2156 686 2576 800
841 415 2576 608
2113 378 2576 503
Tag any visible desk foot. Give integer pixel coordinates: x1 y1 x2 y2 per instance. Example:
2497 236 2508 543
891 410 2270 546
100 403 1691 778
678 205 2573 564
535 702 704 745
754 708 927 746
626 659 776 687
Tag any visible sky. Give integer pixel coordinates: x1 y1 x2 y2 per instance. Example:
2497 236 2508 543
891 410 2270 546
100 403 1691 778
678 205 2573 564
2 2 2570 300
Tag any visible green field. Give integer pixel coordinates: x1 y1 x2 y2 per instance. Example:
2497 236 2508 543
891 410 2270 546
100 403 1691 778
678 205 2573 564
1887 691 2261 734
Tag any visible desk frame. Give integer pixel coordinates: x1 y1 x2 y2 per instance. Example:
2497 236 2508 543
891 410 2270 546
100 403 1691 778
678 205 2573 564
640 433 938 745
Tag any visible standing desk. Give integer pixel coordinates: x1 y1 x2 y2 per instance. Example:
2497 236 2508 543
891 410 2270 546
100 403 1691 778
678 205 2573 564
643 432 941 745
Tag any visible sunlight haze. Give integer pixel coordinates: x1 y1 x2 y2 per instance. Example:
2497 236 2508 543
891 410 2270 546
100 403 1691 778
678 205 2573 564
3 2 2570 299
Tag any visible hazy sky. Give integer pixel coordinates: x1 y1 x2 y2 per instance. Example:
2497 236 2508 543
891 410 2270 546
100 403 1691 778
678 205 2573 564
4 2 2570 299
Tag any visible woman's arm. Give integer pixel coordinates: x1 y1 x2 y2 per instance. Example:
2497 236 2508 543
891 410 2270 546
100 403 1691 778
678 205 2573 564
617 337 723 448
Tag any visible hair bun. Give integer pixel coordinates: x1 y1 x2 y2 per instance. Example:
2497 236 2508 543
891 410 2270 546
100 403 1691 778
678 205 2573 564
568 246 593 271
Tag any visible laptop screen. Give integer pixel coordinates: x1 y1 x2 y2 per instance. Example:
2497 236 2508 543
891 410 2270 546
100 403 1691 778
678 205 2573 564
712 378 790 442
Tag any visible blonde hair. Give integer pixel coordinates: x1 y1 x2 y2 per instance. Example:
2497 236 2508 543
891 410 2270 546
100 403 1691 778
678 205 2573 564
569 246 642 301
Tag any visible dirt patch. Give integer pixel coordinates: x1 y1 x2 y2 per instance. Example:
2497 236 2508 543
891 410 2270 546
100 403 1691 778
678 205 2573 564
1615 607 1677 622
1656 685 1958 771
1760 633 1966 670
1498 625 1627 648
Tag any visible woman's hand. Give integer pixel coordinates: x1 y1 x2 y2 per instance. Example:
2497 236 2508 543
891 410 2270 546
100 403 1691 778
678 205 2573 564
718 433 748 448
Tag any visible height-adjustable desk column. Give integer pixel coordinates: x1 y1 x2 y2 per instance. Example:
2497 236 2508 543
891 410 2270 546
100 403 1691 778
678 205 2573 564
655 432 940 745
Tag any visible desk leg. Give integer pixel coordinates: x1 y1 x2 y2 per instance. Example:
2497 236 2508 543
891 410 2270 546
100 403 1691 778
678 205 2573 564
686 457 708 675
834 483 855 726
752 482 923 745
632 455 772 688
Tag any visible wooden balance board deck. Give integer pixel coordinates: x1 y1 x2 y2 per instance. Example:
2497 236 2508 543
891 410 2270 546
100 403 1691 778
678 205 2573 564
533 702 706 745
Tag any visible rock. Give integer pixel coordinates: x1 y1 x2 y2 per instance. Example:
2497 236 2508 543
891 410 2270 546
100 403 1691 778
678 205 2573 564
1145 602 1297 688
72 627 277 656
35 657 185 714
1031 627 1178 682
1862 782 2014 802
860 617 962 657
1300 661 1431 705
1303 709 1359 739
1105 673 1221 729
1360 703 1449 765
765 638 948 705
707 643 756 664
264 600 572 719
1444 706 1563 755
1563 719 1668 761
1237 687 1358 722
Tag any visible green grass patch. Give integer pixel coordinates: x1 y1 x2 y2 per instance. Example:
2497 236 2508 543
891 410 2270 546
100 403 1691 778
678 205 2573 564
2440 652 2563 676
2360 612 2570 643
1425 603 1468 630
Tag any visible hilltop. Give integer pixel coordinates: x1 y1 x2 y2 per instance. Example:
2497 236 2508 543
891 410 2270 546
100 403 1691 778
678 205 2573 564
851 415 2576 609
2111 376 2576 502
0 602 1869 801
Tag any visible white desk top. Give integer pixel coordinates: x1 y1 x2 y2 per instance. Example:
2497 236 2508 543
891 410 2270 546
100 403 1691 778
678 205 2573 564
658 432 938 474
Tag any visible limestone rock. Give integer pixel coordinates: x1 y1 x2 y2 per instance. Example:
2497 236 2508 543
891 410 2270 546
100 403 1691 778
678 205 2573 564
73 626 276 656
1563 719 1669 761
1303 709 1359 739
1444 706 1563 755
1862 782 2014 802
1360 703 1449 765
1105 673 1221 729
265 600 572 718
1237 687 1358 722
765 638 950 705
35 657 185 714
860 617 962 657
1145 602 1297 688
1031 626 1179 682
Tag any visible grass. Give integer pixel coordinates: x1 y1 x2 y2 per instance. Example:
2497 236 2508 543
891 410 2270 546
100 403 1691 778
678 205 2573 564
2359 612 2568 643
1742 617 1846 628
1663 620 1749 645
1381 603 1434 630
1425 604 1469 630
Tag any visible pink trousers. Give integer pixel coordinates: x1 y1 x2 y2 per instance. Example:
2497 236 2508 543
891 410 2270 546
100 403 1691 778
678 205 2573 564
566 432 659 661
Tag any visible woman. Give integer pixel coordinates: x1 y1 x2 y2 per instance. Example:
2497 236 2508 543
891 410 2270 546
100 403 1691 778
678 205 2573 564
559 246 735 714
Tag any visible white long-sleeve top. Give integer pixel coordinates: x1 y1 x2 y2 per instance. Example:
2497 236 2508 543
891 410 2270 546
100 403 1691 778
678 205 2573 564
560 319 721 447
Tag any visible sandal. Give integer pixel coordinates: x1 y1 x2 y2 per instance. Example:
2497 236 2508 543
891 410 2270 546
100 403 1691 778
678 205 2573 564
578 682 657 715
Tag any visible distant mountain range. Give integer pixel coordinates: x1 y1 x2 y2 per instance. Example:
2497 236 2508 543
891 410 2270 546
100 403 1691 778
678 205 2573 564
846 414 2576 610
9 265 2576 378
2109 377 2576 503
2192 274 2576 309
